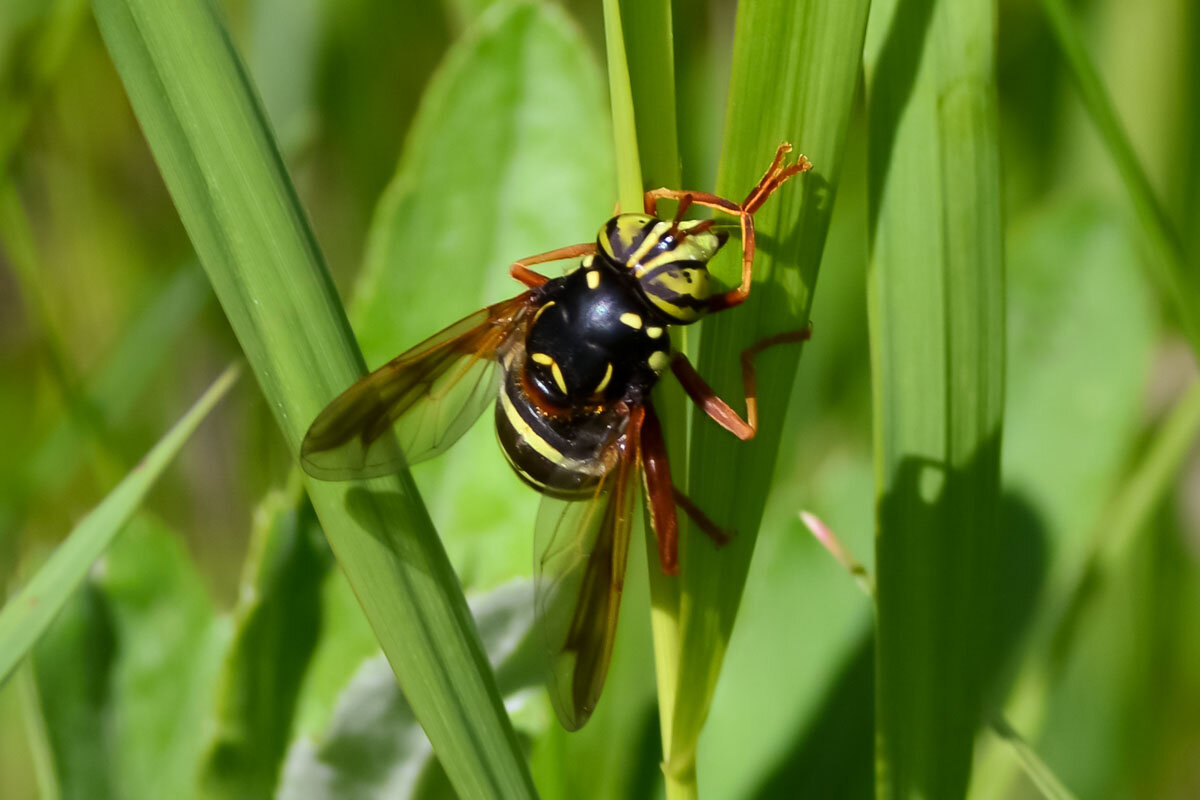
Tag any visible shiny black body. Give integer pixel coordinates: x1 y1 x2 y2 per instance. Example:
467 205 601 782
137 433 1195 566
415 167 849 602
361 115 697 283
494 256 672 498
527 258 663 405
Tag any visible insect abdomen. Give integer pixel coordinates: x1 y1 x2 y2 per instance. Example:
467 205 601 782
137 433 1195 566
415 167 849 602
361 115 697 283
494 358 621 499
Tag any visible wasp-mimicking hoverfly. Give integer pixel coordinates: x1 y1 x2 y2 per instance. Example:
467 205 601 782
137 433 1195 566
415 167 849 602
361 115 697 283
300 143 812 730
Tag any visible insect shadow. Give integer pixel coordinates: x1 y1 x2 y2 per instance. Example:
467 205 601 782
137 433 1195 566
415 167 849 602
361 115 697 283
749 463 1046 797
344 485 435 576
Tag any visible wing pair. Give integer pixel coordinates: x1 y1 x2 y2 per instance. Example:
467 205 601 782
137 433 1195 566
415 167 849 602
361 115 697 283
300 296 645 730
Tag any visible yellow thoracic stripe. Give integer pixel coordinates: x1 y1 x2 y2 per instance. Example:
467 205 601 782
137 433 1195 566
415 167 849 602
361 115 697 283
550 361 568 394
498 383 565 465
627 221 670 268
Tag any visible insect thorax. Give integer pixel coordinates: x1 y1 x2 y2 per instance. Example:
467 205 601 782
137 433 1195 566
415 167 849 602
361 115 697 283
522 263 670 408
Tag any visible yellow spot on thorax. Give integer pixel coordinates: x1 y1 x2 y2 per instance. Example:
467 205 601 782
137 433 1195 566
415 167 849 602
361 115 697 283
550 361 569 394
619 312 642 329
594 362 614 394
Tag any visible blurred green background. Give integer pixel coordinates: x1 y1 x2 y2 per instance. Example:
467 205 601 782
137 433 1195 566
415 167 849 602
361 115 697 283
1 0 1198 798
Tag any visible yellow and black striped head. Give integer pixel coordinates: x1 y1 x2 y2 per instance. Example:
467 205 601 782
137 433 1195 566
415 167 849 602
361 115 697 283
598 213 729 324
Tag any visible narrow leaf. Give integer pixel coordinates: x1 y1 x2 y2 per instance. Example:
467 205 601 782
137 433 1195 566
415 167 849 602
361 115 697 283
1039 0 1200 358
0 365 238 687
670 0 872 788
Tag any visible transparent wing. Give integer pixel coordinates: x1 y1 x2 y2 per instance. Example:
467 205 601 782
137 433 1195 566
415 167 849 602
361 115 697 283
533 410 642 730
300 294 531 480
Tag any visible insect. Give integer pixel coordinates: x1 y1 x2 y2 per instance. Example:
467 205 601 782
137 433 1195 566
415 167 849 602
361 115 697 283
300 143 812 730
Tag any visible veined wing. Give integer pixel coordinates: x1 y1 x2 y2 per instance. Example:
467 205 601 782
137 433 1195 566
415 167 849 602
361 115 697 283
300 294 532 480
534 406 644 730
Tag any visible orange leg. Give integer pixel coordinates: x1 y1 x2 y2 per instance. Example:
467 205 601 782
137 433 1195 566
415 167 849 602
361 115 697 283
643 143 812 311
672 488 731 548
508 242 597 288
670 327 812 441
641 404 731 576
640 403 680 575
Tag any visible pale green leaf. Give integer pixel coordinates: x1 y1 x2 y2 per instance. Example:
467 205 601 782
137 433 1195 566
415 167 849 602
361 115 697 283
352 0 612 591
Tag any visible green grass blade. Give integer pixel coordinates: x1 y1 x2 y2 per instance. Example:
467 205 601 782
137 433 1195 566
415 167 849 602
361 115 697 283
864 0 1005 795
16 664 59 800
1039 0 1200 358
976 377 1200 797
606 0 691 772
988 717 1080 800
805 514 1080 800
87 1 536 796
602 0 643 212
968 199 1158 798
617 0 679 194
0 365 238 687
1086 379 1200 572
669 0 871 791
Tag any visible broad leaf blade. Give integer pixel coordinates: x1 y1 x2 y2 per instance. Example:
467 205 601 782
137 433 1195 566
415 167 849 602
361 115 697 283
32 515 231 800
196 490 331 800
278 581 543 800
864 0 1006 795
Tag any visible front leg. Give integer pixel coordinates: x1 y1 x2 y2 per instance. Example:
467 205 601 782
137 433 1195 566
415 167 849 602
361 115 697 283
670 328 812 440
643 143 812 311
508 242 597 288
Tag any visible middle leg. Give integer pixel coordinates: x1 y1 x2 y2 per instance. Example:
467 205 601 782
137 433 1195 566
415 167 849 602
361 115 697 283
641 403 731 577
670 327 812 441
